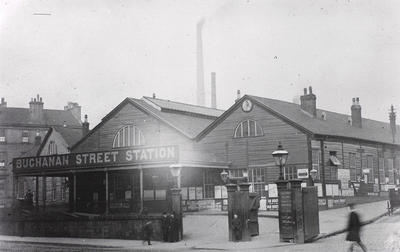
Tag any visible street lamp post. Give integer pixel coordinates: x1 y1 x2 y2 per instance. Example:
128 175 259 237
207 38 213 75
220 169 229 184
169 164 182 188
169 164 183 241
272 143 289 180
309 168 318 186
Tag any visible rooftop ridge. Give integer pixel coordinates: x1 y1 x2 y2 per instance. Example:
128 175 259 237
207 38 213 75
249 94 396 126
142 96 224 112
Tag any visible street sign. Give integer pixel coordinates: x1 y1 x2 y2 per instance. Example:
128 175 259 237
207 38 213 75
297 169 309 179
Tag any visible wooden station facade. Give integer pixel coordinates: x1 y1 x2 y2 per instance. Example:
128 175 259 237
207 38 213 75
13 88 400 213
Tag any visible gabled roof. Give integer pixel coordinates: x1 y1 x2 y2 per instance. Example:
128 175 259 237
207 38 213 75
0 107 81 127
143 96 224 118
197 94 400 146
72 97 222 150
53 126 83 147
20 126 83 157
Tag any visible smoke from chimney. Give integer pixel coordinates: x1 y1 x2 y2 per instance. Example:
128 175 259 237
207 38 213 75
196 18 206 107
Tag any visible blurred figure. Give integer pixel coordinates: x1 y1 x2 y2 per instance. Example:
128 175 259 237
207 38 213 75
346 203 367 252
142 221 153 246
232 214 242 242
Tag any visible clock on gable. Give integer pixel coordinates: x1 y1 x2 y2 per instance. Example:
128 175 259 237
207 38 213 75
241 99 253 112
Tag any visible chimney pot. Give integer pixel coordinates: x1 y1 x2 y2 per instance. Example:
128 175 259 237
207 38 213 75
152 93 156 99
235 90 241 102
351 98 362 128
82 114 90 136
0 98 6 108
300 87 317 117
309 86 312 94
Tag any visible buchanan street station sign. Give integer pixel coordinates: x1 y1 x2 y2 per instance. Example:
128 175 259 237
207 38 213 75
13 145 179 172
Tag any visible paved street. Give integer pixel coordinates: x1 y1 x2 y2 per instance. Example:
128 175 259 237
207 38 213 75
2 212 399 252
0 201 395 251
267 212 400 252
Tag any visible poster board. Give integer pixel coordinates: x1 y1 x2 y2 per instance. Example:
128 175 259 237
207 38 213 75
337 169 350 189
188 187 196 200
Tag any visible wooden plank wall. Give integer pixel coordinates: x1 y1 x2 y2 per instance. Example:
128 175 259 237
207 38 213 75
73 103 195 159
314 137 400 188
196 103 309 183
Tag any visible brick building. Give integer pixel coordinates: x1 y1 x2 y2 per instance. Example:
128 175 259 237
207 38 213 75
0 95 84 208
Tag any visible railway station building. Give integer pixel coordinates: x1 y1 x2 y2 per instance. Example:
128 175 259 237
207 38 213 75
12 88 400 213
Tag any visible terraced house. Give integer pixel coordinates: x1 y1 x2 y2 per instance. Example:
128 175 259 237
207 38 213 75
0 95 85 208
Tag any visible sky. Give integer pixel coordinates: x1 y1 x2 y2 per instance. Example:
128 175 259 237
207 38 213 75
1 0 399 127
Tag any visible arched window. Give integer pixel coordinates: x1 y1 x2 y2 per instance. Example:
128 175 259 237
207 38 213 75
234 119 264 138
113 125 145 148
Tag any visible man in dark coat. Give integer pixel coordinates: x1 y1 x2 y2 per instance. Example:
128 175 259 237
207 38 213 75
167 213 175 242
346 204 367 252
142 221 153 245
168 212 180 242
161 212 169 242
232 214 242 242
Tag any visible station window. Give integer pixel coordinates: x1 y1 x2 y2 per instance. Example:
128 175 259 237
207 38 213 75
366 155 374 183
233 120 264 138
386 159 394 184
248 167 267 196
0 152 5 168
312 149 321 180
113 125 145 148
52 177 57 201
349 153 356 181
204 169 222 199
0 129 5 143
22 131 29 143
48 141 57 155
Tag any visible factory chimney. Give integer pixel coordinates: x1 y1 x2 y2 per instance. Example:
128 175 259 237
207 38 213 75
196 18 205 107
390 105 396 143
211 72 217 109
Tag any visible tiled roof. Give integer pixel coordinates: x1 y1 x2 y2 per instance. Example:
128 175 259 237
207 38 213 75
250 95 400 145
143 97 224 118
53 126 83 147
72 97 220 149
0 107 81 127
131 98 216 138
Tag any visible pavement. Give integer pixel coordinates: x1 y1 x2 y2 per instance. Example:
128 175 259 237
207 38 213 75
0 200 390 251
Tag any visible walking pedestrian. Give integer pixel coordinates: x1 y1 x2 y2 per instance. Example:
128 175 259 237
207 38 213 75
232 214 242 242
346 203 367 252
142 221 153 246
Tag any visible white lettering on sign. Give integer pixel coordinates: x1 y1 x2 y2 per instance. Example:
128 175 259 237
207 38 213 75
14 146 178 171
15 156 69 169
125 146 176 162
75 151 118 165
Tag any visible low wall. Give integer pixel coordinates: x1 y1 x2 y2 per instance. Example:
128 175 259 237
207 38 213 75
0 215 163 240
